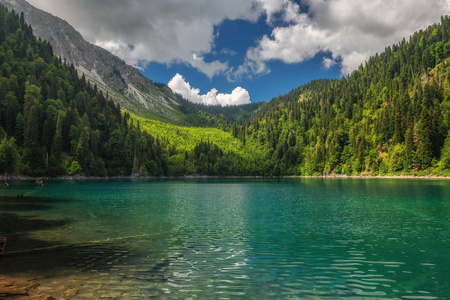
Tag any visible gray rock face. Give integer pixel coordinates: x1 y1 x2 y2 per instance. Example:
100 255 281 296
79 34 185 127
0 0 183 123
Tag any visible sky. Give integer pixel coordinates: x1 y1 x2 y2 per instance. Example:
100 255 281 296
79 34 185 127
27 0 450 106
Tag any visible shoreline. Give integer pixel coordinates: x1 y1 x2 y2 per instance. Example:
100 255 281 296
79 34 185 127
1 174 449 181
1 176 448 297
0 275 52 300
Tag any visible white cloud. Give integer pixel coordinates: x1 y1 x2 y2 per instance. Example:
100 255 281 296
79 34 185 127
168 73 203 104
256 0 300 24
239 0 450 76
26 0 450 78
190 54 229 79
322 57 336 69
217 87 251 106
168 74 251 106
26 0 262 78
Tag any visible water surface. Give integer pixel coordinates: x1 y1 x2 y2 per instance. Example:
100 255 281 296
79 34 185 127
0 178 449 299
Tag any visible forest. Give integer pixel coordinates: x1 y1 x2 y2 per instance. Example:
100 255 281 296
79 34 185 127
155 15 450 176
233 16 450 176
0 4 449 177
0 5 169 177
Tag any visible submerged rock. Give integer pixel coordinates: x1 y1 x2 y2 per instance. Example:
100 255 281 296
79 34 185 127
0 276 53 299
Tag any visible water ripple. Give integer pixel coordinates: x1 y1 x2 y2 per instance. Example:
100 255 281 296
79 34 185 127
2 179 449 299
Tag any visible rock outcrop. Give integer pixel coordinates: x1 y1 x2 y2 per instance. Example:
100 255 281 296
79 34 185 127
0 0 184 123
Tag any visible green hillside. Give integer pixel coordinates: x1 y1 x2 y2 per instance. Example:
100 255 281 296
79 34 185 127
131 114 269 176
138 17 450 177
0 6 168 177
1 3 449 177
231 17 450 176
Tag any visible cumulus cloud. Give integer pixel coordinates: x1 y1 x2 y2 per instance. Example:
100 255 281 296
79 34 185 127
257 0 301 24
322 57 337 69
168 74 251 106
240 0 450 76
26 0 261 78
26 0 450 78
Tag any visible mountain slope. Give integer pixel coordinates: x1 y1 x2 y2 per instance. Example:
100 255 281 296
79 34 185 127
0 0 187 124
2 0 448 177
0 5 169 176
229 16 450 176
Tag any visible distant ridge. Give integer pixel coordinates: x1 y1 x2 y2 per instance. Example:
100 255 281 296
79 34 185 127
0 0 185 123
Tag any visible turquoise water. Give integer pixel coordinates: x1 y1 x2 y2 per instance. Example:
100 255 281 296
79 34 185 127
0 178 449 299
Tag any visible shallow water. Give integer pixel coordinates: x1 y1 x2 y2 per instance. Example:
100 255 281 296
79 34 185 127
0 178 449 299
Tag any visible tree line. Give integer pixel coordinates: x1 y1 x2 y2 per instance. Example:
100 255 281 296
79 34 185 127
1 4 450 177
0 5 168 177
230 16 450 175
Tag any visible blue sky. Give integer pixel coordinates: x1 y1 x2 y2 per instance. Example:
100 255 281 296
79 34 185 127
27 0 450 105
142 17 342 103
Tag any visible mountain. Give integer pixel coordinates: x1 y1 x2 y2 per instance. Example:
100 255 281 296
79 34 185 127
229 16 450 176
0 0 188 124
0 4 169 176
1 0 449 177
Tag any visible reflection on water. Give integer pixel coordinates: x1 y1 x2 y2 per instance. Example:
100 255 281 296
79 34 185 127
0 178 449 299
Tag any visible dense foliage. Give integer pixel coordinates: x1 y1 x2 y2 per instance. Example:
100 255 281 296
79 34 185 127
1 4 449 177
229 17 450 176
177 96 262 129
133 115 268 176
0 6 168 177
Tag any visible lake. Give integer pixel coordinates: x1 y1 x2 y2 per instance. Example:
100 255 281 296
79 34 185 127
0 178 449 299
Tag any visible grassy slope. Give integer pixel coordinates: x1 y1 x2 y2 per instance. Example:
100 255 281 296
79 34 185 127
132 114 268 159
131 61 450 177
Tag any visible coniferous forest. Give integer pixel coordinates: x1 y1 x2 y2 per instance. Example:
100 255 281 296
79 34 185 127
1 5 450 177
235 16 450 176
0 6 168 177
